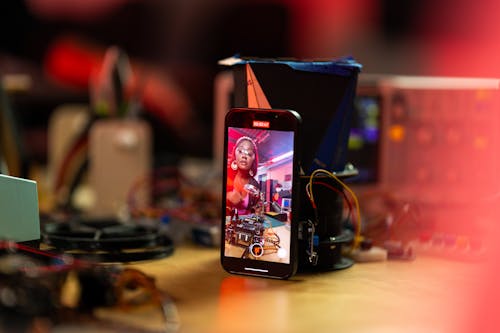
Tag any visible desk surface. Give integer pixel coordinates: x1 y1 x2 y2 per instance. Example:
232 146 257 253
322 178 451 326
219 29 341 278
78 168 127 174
129 244 485 333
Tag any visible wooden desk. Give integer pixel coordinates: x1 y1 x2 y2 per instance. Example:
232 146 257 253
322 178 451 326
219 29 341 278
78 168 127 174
130 244 485 333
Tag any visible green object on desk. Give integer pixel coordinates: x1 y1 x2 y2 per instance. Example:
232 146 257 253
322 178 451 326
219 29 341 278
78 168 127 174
0 174 40 242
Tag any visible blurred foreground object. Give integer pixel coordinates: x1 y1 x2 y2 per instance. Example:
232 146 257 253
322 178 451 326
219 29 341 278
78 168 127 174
43 35 203 151
0 241 179 332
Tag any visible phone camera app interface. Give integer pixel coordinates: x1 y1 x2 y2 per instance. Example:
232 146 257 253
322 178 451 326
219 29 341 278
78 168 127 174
225 127 294 264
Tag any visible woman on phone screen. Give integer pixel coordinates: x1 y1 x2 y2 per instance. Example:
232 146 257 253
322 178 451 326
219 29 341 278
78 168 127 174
226 136 260 215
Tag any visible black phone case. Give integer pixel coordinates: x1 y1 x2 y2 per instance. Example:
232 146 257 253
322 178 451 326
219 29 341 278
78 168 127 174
220 107 301 279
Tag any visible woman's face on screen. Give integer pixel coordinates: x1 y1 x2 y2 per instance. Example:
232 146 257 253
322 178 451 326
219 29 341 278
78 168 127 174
235 139 255 171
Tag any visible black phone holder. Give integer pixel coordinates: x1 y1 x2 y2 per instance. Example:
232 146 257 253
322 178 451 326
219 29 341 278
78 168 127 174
297 168 357 271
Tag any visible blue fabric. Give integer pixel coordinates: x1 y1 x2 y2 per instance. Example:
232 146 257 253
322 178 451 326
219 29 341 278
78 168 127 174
225 55 362 76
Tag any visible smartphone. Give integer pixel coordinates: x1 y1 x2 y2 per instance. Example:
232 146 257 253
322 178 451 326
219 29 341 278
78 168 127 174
221 107 302 279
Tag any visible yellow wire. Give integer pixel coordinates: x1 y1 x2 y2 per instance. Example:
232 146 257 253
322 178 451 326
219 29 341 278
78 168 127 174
307 169 362 250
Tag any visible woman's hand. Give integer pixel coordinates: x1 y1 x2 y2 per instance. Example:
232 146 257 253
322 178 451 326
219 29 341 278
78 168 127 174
227 189 243 206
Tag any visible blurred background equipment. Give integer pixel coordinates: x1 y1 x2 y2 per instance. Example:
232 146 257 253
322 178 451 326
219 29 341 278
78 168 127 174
0 0 500 331
0 241 179 332
87 118 152 218
344 74 500 261
0 78 30 178
0 174 40 244
41 218 174 262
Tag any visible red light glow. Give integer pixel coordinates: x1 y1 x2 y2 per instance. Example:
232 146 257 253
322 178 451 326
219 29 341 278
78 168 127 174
252 120 270 129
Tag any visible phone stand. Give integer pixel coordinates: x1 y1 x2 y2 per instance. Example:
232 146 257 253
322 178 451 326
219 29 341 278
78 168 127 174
297 168 357 271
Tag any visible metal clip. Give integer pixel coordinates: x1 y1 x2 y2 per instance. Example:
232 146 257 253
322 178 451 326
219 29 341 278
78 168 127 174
305 220 318 265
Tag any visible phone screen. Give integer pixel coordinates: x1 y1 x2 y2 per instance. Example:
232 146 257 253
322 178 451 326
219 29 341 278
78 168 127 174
222 108 300 278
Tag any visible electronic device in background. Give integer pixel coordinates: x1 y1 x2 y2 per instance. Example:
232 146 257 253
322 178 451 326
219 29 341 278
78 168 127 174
221 107 302 279
281 198 292 211
0 174 40 245
88 118 152 218
348 74 500 240
345 77 383 185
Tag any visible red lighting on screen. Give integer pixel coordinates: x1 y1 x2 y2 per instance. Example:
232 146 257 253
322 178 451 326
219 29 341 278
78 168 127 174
252 120 270 128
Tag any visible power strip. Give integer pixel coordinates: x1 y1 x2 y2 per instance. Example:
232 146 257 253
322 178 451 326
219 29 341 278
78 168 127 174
408 233 485 261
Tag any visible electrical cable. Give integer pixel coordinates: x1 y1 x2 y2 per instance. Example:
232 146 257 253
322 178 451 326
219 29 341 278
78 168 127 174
312 181 354 232
53 115 96 209
306 169 362 250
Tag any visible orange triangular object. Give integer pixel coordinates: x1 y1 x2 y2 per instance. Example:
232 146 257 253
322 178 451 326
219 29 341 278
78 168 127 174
246 64 271 108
